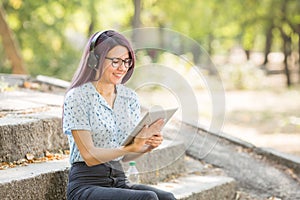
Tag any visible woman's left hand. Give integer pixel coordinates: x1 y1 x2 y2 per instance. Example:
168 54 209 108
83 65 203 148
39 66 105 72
144 134 163 150
122 133 163 162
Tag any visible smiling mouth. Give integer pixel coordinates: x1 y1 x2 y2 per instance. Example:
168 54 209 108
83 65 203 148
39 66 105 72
113 73 124 78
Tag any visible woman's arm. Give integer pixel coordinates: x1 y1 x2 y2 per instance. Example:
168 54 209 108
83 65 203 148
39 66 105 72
72 130 125 166
72 130 147 166
72 119 165 166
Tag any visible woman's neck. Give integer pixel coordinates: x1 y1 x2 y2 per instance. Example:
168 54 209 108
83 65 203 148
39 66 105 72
93 81 117 108
95 81 116 96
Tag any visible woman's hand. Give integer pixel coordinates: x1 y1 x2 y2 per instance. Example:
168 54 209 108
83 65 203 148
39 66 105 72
144 134 163 151
145 134 163 147
126 119 164 153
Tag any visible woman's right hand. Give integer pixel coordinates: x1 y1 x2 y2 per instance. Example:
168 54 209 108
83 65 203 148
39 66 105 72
126 119 165 153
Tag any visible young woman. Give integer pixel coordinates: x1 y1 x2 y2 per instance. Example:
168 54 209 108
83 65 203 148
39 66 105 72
63 30 176 200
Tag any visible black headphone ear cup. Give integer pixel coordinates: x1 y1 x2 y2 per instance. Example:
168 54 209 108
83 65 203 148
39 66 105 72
87 30 109 69
87 52 99 69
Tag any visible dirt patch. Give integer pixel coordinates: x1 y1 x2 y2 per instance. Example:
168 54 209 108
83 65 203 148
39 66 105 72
223 88 300 156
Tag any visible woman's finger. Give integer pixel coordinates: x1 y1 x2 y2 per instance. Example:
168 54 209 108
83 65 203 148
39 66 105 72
145 134 163 147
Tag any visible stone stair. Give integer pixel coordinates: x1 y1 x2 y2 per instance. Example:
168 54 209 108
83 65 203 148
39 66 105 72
0 89 237 200
0 159 69 200
0 143 236 200
153 175 236 200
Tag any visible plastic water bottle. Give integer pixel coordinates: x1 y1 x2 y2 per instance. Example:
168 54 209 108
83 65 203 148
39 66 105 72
127 161 140 184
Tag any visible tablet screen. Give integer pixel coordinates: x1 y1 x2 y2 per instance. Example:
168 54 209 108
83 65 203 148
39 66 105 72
122 107 178 146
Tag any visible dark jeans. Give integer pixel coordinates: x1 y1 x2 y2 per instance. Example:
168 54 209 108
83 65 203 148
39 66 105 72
67 161 176 200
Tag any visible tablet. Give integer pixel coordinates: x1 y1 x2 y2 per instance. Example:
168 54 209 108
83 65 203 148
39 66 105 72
122 107 178 146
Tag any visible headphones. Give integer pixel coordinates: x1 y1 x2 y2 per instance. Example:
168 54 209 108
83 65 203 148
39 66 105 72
87 30 108 69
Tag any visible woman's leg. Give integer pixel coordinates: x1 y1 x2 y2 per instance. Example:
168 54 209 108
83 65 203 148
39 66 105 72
129 184 177 200
73 185 159 200
67 161 170 200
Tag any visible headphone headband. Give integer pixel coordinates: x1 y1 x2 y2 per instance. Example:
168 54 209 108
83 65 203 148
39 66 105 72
87 30 110 69
89 30 107 52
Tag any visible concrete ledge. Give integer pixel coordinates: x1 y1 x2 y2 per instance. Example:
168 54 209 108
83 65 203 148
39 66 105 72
0 90 64 111
177 121 300 199
183 120 256 149
152 175 236 200
0 90 67 162
0 159 70 200
255 147 300 175
0 140 186 199
0 111 68 162
182 121 300 175
123 140 186 184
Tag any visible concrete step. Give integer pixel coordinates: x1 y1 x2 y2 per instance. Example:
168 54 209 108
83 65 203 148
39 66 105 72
150 156 237 200
152 175 236 200
0 158 69 200
126 139 186 184
0 139 186 200
0 155 236 200
0 90 67 162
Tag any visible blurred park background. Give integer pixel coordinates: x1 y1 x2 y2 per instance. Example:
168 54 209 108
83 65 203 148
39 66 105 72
0 0 300 156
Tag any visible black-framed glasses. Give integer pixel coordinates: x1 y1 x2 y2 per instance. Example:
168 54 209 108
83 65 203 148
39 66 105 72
105 57 132 69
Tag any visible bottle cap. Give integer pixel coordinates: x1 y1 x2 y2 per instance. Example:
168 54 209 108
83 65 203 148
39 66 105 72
129 161 136 166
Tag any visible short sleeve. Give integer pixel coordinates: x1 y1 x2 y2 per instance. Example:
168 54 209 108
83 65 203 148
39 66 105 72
63 88 91 135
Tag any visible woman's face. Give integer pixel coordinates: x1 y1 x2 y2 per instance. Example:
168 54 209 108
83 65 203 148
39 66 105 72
99 45 130 85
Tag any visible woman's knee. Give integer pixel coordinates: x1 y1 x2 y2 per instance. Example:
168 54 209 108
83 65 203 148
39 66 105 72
144 191 159 200
161 192 176 200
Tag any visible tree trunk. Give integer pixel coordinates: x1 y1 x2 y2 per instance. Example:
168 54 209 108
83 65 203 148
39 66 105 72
279 0 291 87
131 0 141 42
282 32 292 87
132 0 141 29
0 6 26 74
298 31 300 83
263 25 273 66
88 0 96 36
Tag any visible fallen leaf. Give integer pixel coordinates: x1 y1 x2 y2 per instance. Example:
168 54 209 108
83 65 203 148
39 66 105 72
25 153 34 161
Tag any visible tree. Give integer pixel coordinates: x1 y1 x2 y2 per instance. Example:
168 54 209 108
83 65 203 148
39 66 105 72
0 5 26 74
284 0 300 83
132 0 141 29
1 0 299 86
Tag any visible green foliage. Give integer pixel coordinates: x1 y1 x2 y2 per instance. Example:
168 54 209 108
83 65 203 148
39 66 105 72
1 0 133 80
0 0 299 82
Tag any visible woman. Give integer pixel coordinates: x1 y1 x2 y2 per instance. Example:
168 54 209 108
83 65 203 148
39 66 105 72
63 30 176 200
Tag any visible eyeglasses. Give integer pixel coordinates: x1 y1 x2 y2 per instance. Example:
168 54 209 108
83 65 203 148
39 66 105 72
105 57 132 69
